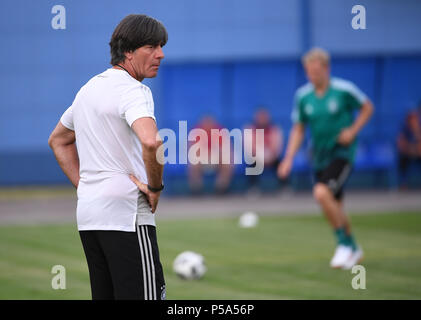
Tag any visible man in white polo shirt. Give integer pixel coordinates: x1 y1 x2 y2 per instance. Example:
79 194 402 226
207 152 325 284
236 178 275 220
48 14 167 300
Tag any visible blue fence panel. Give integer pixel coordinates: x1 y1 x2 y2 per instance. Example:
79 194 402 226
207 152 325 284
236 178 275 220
381 56 421 142
230 60 300 131
160 63 226 129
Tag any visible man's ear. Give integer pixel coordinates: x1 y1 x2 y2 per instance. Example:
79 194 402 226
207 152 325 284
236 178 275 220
125 51 134 61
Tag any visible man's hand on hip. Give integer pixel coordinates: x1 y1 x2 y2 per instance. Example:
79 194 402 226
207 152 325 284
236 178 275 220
129 175 161 213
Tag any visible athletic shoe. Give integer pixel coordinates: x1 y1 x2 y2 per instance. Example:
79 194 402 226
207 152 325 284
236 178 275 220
342 247 364 270
330 245 353 269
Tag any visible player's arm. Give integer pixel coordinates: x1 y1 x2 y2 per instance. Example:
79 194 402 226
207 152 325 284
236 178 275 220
130 117 163 213
338 100 374 146
48 122 80 188
277 123 305 179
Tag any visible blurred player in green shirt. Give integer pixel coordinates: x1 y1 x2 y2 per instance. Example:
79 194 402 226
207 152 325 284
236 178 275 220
278 48 374 269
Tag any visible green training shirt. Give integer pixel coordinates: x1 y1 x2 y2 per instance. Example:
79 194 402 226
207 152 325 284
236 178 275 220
292 77 368 171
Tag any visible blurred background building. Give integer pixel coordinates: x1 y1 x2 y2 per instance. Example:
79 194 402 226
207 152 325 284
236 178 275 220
1 0 421 195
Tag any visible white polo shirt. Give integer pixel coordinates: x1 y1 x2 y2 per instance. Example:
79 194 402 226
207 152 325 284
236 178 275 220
60 68 156 232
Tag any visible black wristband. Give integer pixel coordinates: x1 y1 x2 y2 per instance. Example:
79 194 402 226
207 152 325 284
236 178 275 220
147 184 164 193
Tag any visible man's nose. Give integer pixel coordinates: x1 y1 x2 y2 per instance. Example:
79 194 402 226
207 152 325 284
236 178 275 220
156 46 165 59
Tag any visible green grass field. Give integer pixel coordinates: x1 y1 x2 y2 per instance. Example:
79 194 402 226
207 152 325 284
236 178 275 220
0 211 420 300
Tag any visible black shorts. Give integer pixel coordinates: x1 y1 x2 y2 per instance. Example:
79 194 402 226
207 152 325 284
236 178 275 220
314 158 352 200
79 223 165 300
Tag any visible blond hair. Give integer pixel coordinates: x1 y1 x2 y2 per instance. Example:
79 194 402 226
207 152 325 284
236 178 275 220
302 47 330 66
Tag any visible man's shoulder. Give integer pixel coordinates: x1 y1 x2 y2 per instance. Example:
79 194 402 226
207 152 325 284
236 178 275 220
80 69 123 89
138 82 152 93
295 82 314 101
330 77 359 93
121 74 151 94
93 69 150 89
330 77 368 103
76 69 152 102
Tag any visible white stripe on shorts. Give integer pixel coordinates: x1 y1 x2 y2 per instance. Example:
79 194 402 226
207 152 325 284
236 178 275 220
141 226 153 300
136 221 148 300
143 226 157 300
333 164 351 194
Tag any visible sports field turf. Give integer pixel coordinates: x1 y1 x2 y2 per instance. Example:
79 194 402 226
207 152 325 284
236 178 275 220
0 211 420 300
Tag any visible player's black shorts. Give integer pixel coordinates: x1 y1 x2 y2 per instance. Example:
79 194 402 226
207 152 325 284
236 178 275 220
314 158 352 200
79 223 166 300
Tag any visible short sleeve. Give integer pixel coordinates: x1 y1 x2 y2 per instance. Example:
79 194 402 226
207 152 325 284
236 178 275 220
119 84 156 127
291 92 306 124
345 81 368 110
60 106 74 131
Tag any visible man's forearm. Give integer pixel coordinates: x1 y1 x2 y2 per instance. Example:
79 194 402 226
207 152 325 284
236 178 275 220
142 144 164 188
285 124 305 160
52 143 80 188
351 101 374 136
131 118 164 188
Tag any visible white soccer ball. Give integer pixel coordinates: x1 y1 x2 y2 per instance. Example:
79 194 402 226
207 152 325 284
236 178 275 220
173 251 207 280
238 211 259 228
